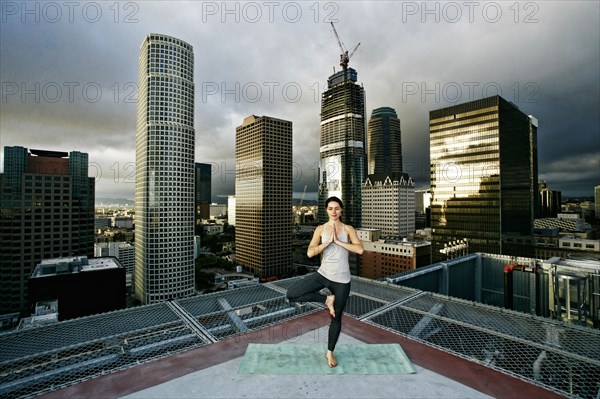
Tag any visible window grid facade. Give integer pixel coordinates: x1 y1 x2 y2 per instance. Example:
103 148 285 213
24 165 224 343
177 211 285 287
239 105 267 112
135 34 195 304
318 68 366 226
539 181 561 218
430 96 538 262
0 147 94 315
358 241 431 280
235 116 293 278
368 107 402 176
361 174 415 237
362 252 411 280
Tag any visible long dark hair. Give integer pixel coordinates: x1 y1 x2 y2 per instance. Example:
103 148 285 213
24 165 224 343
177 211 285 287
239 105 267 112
325 196 344 222
325 196 344 209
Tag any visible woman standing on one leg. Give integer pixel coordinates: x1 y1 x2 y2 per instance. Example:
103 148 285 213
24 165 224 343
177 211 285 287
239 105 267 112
286 196 364 368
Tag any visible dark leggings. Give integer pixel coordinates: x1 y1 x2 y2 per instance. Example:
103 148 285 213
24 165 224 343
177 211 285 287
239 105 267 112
286 272 351 352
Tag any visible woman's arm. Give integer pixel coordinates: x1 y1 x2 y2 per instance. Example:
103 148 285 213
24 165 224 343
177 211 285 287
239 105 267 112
307 225 333 258
334 225 364 255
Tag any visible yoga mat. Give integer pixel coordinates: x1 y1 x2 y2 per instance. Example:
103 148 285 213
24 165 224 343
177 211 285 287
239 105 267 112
238 343 416 375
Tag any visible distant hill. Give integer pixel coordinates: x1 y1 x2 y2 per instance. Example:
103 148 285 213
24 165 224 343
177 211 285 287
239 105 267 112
293 198 318 206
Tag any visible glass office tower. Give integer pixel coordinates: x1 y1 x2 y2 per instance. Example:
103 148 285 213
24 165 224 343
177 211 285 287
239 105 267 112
539 181 561 218
135 34 195 304
235 115 293 277
195 163 212 223
0 147 94 315
430 96 538 262
368 106 402 175
318 68 366 226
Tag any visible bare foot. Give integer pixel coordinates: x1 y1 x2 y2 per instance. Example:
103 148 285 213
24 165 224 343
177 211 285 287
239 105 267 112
325 295 335 317
326 351 337 368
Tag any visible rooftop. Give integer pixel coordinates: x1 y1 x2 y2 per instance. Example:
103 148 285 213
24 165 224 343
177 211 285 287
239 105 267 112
1 254 599 398
31 256 121 278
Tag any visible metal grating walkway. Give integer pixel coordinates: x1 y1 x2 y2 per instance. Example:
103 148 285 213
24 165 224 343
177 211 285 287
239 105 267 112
364 290 600 399
1 275 599 399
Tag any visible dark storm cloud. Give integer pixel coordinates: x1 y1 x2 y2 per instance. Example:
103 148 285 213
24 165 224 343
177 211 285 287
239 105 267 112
1 1 598 201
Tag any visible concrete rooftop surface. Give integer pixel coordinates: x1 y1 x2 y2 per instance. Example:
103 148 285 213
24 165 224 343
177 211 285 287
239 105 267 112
2 271 599 399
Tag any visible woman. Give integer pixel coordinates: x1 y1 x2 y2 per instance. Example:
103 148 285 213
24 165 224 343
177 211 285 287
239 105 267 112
286 196 364 368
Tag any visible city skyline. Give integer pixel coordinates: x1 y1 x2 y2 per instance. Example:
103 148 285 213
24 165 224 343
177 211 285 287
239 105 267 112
1 1 599 200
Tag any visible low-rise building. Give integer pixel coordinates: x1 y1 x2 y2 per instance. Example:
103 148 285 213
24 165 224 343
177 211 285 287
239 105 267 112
28 256 126 321
535 213 594 241
113 216 133 229
357 228 431 279
534 228 600 261
202 223 224 236
210 204 227 218
94 217 112 229
94 242 135 282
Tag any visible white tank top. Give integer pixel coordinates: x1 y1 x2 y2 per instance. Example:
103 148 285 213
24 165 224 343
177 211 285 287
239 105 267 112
317 225 351 284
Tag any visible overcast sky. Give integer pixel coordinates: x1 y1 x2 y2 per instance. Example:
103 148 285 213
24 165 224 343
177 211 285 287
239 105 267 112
1 1 599 202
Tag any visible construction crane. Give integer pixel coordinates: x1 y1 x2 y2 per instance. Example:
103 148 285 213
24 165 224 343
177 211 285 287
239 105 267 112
330 22 361 73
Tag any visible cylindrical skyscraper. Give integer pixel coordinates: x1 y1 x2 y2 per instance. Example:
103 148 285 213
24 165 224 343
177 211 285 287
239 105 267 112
135 34 195 304
368 106 402 176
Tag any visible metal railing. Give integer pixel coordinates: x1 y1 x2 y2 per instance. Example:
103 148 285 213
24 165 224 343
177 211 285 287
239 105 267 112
1 274 599 399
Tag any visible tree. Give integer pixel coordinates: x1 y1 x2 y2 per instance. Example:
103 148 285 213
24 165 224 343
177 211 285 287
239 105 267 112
112 231 126 242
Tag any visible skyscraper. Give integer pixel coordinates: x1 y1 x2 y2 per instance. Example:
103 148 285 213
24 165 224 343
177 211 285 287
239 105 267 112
195 162 212 223
0 147 94 315
363 106 413 239
235 115 292 277
368 106 402 175
539 180 561 218
318 67 366 226
430 96 538 262
595 185 600 219
135 34 195 304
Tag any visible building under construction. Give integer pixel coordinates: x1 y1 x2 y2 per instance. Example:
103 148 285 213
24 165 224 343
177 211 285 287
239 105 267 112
318 24 366 226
